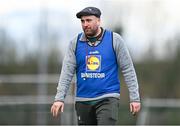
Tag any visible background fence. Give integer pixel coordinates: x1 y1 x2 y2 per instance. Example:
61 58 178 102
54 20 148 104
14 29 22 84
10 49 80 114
1 75 180 125
0 74 77 125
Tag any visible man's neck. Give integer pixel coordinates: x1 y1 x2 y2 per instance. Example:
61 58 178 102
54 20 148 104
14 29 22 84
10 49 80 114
87 27 102 43
94 27 102 37
87 27 101 38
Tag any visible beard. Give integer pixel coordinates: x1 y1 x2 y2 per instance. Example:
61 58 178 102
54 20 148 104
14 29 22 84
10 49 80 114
83 27 99 37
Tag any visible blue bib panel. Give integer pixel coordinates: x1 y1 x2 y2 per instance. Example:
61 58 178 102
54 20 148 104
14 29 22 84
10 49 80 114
75 30 120 98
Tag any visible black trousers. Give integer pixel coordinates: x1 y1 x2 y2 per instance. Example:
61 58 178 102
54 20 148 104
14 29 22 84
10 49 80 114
75 97 119 125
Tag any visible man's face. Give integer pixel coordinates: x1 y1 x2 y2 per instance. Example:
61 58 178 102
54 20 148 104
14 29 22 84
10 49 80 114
80 15 100 37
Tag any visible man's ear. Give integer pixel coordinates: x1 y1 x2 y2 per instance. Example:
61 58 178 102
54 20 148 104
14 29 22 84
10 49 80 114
97 18 101 26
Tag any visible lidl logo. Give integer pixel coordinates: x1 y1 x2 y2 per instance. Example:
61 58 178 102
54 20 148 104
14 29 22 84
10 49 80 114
86 55 101 72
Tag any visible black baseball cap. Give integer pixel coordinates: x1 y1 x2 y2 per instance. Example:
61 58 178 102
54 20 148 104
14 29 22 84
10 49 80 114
76 7 101 18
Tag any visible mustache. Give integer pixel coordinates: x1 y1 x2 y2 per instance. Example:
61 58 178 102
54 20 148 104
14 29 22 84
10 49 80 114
84 26 91 29
84 27 91 30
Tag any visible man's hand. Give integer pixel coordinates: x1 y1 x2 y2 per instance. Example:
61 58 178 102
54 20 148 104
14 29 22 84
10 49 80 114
130 102 141 116
51 101 64 117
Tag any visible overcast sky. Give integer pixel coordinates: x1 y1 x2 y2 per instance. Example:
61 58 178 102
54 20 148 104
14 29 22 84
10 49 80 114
0 0 180 61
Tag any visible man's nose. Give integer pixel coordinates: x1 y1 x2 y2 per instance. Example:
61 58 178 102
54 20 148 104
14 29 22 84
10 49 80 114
83 21 89 27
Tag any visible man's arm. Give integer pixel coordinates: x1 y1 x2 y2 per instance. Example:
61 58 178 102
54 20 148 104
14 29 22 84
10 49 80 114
113 32 140 102
51 37 77 117
54 37 77 102
113 32 141 114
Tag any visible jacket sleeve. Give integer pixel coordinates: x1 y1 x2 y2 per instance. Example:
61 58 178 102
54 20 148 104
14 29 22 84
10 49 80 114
54 37 77 102
113 32 140 102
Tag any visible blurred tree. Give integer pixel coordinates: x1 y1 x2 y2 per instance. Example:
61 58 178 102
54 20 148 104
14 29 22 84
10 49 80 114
113 26 124 36
47 32 63 73
143 41 156 62
161 38 180 98
137 37 180 99
0 28 17 65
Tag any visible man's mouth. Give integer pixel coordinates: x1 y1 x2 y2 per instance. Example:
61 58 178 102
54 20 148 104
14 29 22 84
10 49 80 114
84 30 90 33
85 28 90 30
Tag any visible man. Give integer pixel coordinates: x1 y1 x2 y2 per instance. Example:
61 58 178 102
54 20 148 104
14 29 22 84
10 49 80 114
51 7 141 125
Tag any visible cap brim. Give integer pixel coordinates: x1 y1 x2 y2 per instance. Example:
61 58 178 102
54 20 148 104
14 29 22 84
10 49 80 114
76 12 100 18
